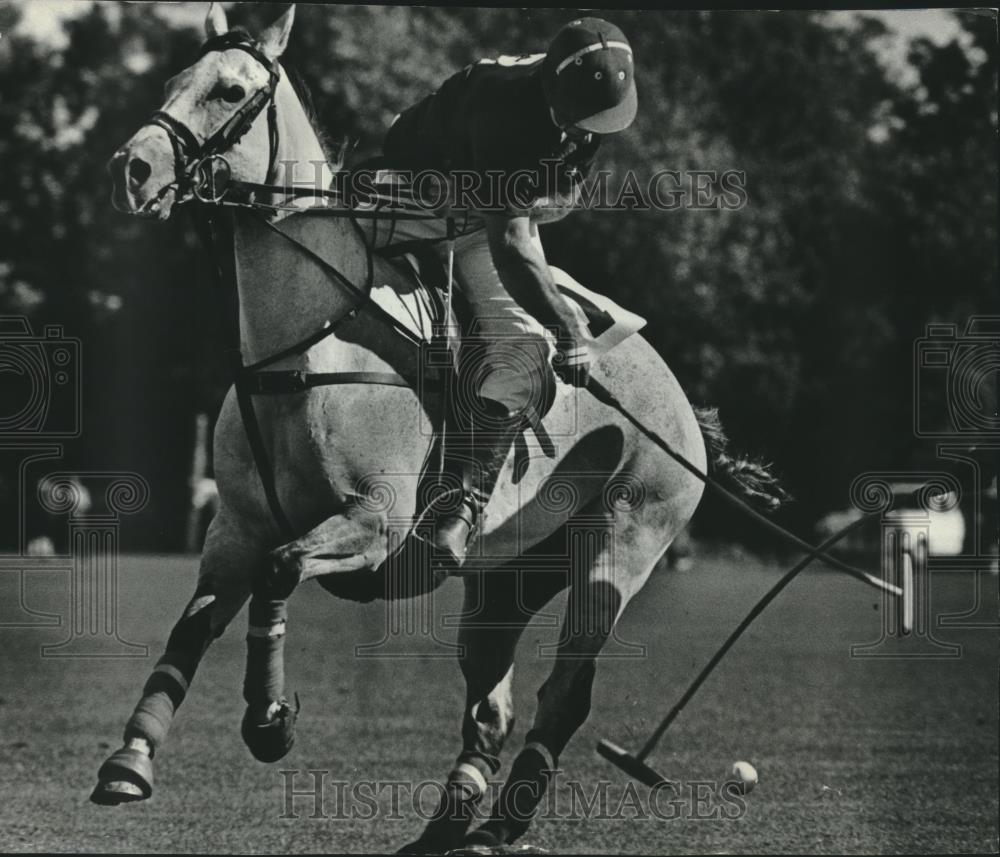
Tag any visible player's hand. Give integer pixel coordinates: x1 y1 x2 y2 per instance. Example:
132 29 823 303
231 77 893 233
553 335 595 387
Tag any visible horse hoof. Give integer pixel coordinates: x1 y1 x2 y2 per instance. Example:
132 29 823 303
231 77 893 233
399 827 472 855
446 848 548 857
396 837 449 855
90 747 153 805
456 823 546 856
90 780 145 805
460 825 506 850
241 696 299 762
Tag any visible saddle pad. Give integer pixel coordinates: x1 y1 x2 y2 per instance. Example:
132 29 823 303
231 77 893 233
272 211 646 357
549 266 647 360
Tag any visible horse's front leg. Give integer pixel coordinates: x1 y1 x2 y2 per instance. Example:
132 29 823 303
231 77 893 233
239 506 390 761
91 512 261 804
240 588 298 762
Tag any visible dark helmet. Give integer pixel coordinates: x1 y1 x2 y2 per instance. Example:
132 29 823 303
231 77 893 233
542 17 637 134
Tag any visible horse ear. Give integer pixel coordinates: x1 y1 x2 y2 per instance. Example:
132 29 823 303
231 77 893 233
205 2 229 38
258 4 295 60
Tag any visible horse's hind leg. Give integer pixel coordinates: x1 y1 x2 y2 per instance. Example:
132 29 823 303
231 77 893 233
398 565 567 854
465 497 682 847
91 513 260 805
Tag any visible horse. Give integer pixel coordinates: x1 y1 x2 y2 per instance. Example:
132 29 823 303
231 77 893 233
94 5 782 852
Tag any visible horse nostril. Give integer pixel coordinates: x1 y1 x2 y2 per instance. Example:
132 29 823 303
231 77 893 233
128 157 152 186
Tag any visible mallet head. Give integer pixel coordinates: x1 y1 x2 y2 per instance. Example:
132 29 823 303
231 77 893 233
596 739 676 789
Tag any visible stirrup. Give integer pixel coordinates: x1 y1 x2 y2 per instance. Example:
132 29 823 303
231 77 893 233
415 487 479 535
381 490 477 600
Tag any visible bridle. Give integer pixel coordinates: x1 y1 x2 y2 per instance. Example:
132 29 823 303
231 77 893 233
148 31 280 205
144 30 448 218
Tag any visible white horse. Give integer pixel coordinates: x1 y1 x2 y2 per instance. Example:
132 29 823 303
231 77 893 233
94 6 780 851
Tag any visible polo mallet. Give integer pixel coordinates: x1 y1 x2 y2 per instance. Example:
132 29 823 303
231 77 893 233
443 214 457 343
437 214 457 478
597 512 871 787
583 377 900 785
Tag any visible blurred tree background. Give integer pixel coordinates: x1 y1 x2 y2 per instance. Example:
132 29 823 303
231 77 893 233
0 2 995 549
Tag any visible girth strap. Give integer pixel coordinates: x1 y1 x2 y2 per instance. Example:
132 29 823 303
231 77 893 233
242 369 436 396
234 377 296 541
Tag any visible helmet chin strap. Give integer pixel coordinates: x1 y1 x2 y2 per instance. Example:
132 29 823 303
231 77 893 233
548 107 591 143
548 106 566 131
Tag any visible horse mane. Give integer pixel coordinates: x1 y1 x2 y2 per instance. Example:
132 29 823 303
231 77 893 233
284 66 345 174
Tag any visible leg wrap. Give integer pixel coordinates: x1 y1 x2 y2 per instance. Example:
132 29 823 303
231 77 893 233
497 742 556 827
126 659 190 752
457 749 501 778
124 598 214 751
447 751 496 803
407 754 493 850
243 597 287 706
467 741 556 848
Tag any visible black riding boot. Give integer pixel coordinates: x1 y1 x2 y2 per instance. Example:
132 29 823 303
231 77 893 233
432 400 523 567
381 400 523 600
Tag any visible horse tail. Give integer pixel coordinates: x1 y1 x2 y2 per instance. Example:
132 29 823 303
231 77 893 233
693 406 790 513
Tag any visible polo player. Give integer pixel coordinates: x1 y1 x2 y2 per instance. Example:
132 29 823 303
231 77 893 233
375 17 638 571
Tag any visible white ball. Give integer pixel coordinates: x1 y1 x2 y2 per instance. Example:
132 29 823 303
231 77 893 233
726 761 758 795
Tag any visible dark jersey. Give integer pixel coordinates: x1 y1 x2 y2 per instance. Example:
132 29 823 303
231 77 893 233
383 55 601 210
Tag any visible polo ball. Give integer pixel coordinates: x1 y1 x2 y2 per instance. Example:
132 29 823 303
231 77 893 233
726 761 758 795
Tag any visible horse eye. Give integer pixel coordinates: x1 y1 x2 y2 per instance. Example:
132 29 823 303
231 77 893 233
219 84 245 103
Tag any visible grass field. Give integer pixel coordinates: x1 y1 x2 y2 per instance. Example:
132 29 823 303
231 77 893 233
0 550 996 854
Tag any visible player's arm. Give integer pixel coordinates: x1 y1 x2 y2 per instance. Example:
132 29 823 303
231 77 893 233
483 212 593 380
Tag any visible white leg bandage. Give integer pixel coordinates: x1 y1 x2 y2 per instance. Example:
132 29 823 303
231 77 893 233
449 761 488 797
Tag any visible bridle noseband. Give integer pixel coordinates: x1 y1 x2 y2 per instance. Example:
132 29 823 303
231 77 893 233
148 31 280 203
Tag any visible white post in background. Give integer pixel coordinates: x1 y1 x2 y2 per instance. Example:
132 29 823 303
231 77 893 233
849 473 961 659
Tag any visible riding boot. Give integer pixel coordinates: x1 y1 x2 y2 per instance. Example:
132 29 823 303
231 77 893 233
431 399 524 567
380 400 523 600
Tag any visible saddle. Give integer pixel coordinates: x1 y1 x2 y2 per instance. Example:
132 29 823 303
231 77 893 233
259 209 646 500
